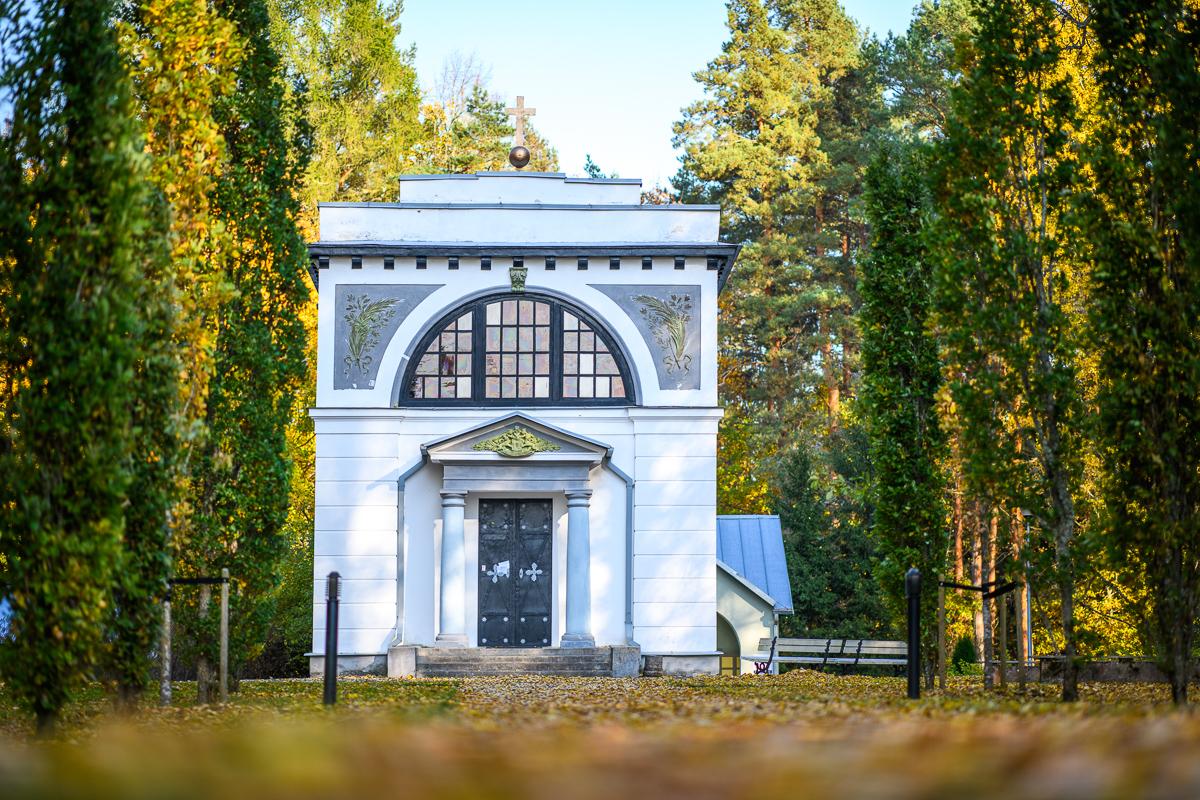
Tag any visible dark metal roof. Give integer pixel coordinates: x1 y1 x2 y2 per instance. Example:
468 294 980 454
717 515 794 614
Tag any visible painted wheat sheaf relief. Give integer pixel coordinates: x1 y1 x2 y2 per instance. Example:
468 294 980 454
633 293 693 375
343 294 399 381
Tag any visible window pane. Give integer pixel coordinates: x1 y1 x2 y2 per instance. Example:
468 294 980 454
410 298 629 405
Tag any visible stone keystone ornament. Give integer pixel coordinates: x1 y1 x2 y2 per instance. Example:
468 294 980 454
472 426 560 458
510 260 528 292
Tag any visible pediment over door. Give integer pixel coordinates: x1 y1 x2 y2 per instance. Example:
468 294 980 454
422 414 611 494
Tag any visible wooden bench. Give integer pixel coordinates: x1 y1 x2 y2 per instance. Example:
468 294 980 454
750 637 908 675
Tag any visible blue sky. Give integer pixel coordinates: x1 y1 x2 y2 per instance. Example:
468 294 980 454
400 1 920 187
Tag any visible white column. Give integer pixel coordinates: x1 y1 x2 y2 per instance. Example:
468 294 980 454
561 489 595 648
436 490 468 647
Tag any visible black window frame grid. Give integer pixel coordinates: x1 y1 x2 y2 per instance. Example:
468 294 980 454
400 292 636 407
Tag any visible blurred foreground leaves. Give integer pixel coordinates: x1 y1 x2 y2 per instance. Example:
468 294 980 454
1 671 1198 799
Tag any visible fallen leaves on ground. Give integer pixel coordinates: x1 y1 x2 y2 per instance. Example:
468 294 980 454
1 671 1198 799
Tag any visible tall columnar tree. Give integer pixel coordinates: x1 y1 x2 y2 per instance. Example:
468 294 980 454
930 0 1085 700
0 0 167 730
107 184 181 709
185 0 313 694
1084 0 1200 705
860 139 947 677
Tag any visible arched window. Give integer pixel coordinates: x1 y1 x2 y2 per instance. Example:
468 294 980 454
401 293 634 406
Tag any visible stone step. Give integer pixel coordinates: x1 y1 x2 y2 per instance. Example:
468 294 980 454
419 667 612 677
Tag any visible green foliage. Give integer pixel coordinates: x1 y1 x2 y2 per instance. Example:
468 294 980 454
181 0 313 687
860 138 947 668
268 0 423 230
773 437 889 639
1083 0 1200 704
929 0 1085 700
0 0 169 729
675 0 870 449
881 0 976 137
950 635 979 674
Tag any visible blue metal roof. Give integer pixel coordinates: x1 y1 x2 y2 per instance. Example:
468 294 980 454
716 515 794 614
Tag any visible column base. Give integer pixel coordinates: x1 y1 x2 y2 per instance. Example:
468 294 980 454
559 633 596 648
435 633 468 648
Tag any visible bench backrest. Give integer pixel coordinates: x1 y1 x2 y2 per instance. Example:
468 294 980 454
757 637 907 656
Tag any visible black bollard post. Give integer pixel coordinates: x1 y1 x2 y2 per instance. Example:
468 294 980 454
906 567 921 699
323 571 340 706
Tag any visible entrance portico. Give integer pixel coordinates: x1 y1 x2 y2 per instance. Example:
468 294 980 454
423 414 610 650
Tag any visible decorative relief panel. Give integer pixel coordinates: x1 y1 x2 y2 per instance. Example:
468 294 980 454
333 284 441 389
591 284 701 390
471 426 561 458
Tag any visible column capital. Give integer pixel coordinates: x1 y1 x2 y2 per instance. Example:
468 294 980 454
565 489 593 507
440 490 467 507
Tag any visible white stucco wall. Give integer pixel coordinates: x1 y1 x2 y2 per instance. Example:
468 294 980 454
716 567 777 675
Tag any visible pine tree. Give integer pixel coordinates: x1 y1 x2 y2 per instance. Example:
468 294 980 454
0 0 167 730
183 0 314 696
1084 0 1200 705
860 138 947 677
269 0 424 231
674 0 870 448
930 0 1085 700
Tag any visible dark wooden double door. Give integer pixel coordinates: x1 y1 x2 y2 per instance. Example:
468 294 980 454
478 499 553 648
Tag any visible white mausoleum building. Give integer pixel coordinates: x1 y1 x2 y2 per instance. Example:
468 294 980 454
308 169 746 677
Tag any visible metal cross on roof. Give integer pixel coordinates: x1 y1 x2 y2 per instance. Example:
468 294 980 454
505 95 536 147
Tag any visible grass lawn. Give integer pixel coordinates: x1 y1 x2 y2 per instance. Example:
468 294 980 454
1 672 1198 798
